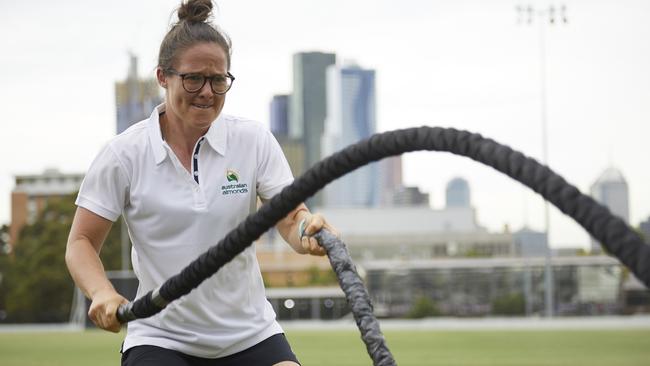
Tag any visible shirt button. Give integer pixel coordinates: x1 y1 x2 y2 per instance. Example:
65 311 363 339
194 154 199 159
193 171 199 176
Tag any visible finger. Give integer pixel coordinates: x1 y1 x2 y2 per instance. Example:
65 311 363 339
328 227 340 238
106 302 125 332
313 248 326 256
301 236 310 253
102 311 121 333
89 315 102 330
312 216 333 235
322 222 340 238
97 307 110 330
94 314 107 330
307 214 327 234
87 308 96 323
107 321 122 333
303 220 316 237
309 237 326 256
303 236 324 255
88 306 102 328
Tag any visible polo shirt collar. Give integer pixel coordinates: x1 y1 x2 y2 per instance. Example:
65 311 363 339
147 103 228 165
204 113 228 157
148 104 167 165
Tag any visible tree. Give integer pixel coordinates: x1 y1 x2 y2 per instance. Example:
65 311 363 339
0 224 10 319
307 265 338 286
491 293 525 316
2 194 123 323
0 224 9 254
407 296 441 318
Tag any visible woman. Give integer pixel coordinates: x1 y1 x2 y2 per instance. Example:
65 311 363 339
65 1 335 364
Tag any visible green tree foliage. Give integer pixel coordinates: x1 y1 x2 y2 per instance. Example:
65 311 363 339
634 226 648 245
0 224 10 319
307 265 338 286
406 296 441 318
1 194 124 323
491 293 525 316
464 248 489 258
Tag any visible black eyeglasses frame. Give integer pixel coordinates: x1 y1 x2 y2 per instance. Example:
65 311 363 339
165 69 235 95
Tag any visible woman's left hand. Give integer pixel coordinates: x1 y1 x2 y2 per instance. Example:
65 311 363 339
300 213 339 256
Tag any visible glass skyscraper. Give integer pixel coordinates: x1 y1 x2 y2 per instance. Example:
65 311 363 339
269 95 290 137
322 62 378 207
270 94 305 178
290 52 336 207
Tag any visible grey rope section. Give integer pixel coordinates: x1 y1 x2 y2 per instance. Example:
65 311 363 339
116 126 650 366
315 230 395 365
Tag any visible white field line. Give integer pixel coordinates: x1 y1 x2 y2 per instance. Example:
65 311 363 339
280 315 650 331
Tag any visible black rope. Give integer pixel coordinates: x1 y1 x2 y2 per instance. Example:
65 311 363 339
117 127 650 366
315 230 395 366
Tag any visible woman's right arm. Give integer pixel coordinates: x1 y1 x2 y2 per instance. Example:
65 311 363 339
65 207 127 333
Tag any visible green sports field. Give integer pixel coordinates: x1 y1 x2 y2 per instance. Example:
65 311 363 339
1 329 650 365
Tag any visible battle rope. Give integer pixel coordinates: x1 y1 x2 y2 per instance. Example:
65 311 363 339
315 229 395 365
117 127 650 366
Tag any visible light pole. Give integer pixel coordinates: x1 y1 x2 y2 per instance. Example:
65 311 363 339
516 3 568 318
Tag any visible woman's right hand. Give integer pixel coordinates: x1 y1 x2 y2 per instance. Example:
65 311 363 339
88 288 129 333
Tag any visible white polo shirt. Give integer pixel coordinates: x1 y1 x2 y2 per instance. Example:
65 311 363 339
76 104 293 358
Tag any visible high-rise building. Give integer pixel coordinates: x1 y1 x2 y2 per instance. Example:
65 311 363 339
270 95 290 137
513 226 548 257
115 54 163 134
392 186 429 207
322 62 378 207
276 138 305 181
446 177 471 208
378 156 403 206
590 166 630 253
270 94 305 178
9 169 84 247
290 52 336 205
639 216 650 245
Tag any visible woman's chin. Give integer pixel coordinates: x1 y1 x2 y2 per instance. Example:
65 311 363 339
189 110 218 125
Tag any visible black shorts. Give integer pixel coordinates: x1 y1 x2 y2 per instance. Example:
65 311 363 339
121 333 300 366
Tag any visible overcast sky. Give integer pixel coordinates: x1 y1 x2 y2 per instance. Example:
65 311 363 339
1 0 649 248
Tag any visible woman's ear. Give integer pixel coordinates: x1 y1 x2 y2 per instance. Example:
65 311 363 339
156 68 167 88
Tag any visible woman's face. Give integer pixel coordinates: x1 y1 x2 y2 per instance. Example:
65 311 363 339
158 42 228 130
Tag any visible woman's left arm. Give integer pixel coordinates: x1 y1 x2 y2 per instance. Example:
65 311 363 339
275 203 338 256
255 128 336 254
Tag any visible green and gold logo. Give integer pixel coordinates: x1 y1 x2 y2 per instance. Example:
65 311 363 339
226 169 239 183
222 169 248 195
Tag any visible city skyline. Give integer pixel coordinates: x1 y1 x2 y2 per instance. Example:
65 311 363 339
323 61 380 207
1 0 649 248
115 54 163 135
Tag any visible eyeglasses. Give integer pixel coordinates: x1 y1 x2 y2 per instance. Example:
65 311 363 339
165 69 235 95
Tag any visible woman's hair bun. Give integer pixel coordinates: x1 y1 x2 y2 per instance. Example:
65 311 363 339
177 0 213 23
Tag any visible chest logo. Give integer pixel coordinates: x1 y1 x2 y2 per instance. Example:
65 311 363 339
226 169 239 182
222 169 249 195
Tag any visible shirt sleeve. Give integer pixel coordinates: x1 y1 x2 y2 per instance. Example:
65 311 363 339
76 143 130 221
256 129 294 200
